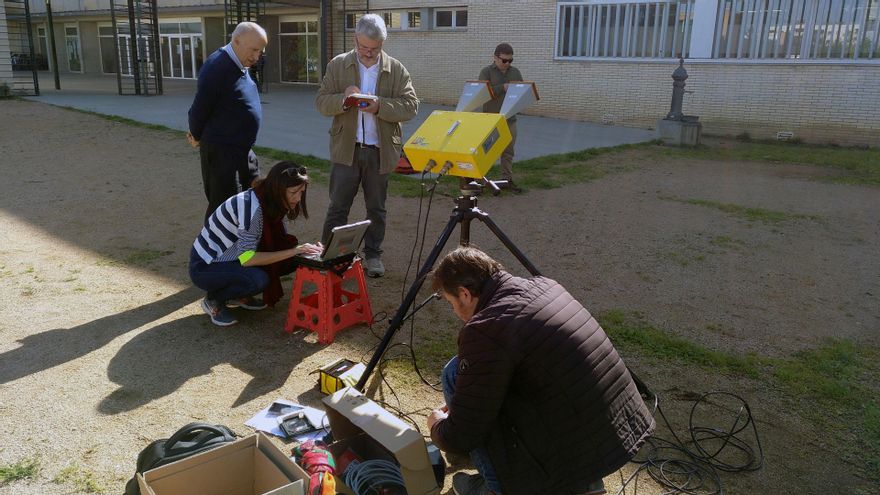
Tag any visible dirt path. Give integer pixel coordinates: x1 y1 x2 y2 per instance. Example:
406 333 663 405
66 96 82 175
1 99 878 494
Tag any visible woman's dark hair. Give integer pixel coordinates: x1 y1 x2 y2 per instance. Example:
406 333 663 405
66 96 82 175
253 160 310 220
431 246 503 297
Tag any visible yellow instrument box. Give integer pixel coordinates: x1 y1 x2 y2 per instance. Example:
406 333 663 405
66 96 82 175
403 111 512 179
318 358 366 395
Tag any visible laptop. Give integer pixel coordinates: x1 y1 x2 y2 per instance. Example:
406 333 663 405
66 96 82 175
294 220 371 269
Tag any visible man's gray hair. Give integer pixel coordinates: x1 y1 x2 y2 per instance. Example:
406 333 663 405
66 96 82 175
356 14 387 41
231 21 267 41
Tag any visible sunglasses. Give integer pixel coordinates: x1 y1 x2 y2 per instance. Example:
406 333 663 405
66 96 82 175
282 166 308 177
497 57 513 64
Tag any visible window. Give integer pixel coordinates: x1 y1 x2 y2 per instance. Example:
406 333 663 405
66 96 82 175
714 0 880 60
346 8 461 31
352 9 425 30
556 1 695 58
98 25 117 73
157 19 204 80
434 8 469 28
37 26 51 69
382 11 403 29
64 24 82 72
345 13 362 30
279 17 320 83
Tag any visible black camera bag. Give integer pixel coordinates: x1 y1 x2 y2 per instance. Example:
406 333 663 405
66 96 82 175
124 422 238 495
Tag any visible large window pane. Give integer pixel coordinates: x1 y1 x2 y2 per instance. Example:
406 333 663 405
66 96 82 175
436 10 453 27
281 21 306 33
65 28 82 72
100 35 117 73
557 1 693 58
409 11 422 28
280 35 306 82
181 22 201 34
159 23 180 34
713 0 880 59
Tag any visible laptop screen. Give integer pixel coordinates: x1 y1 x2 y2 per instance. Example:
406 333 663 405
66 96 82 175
320 220 371 260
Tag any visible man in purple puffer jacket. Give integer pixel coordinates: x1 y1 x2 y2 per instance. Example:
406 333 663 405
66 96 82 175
428 247 655 495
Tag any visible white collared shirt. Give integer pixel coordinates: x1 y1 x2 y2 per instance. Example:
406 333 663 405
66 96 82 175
357 57 380 146
221 43 247 75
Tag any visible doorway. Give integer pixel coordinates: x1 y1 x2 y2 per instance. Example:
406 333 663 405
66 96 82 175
278 16 319 84
158 20 203 79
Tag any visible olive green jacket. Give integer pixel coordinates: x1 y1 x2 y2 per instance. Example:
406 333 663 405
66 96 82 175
315 50 419 174
479 63 524 122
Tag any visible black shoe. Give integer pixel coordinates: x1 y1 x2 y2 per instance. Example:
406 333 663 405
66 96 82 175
452 473 490 495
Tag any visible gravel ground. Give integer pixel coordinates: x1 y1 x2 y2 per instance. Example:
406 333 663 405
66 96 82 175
0 99 878 494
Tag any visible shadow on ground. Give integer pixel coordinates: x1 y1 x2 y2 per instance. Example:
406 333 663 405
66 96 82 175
0 287 201 385
99 311 322 414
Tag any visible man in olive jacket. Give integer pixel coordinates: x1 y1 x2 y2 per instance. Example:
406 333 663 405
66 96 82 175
315 13 419 278
428 247 655 495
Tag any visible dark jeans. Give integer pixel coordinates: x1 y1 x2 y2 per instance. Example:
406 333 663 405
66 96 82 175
322 147 388 259
189 247 268 304
442 356 503 494
199 143 259 220
500 119 517 181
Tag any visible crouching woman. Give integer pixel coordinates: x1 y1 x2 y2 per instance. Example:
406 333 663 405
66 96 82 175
189 161 322 326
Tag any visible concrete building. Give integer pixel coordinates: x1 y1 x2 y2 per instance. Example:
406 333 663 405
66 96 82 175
0 2 11 91
2 0 878 144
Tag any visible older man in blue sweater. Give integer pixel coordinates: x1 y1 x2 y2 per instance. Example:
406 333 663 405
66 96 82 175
188 22 267 219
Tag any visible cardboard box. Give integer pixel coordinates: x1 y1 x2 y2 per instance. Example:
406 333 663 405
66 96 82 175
137 432 308 495
323 387 440 495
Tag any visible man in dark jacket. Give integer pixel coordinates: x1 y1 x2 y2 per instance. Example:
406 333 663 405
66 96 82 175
427 247 655 495
188 22 267 219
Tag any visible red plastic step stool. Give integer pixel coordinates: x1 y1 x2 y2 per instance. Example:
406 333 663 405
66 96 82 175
284 259 373 344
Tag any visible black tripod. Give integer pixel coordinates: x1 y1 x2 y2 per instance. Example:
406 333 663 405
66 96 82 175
355 192 541 391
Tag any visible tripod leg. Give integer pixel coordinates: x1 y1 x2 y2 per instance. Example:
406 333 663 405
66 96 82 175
460 216 472 246
355 210 465 391
476 212 542 277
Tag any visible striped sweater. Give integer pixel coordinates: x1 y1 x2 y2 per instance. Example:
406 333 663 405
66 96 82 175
193 190 263 264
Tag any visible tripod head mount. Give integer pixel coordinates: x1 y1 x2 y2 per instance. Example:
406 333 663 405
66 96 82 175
454 194 479 211
459 177 507 197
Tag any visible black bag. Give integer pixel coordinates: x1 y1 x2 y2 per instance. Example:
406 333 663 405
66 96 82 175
124 422 238 495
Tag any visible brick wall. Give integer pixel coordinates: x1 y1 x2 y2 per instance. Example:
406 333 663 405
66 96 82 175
328 0 880 146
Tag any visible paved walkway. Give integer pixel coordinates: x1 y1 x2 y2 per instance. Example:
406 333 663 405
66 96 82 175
26 72 654 161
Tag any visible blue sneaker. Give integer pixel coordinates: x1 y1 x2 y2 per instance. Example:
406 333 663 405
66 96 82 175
201 297 238 326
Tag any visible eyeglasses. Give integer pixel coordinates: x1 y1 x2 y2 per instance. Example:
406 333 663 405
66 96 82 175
282 166 307 177
356 37 382 54
497 57 513 64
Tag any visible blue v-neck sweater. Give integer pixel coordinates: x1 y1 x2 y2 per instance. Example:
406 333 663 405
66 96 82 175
188 49 262 150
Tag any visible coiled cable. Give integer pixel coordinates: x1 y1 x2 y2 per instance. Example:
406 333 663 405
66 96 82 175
343 459 406 495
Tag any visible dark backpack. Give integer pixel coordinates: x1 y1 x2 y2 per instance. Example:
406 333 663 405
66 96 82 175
124 422 238 495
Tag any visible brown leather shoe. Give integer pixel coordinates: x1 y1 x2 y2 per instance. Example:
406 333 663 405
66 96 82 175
506 181 523 193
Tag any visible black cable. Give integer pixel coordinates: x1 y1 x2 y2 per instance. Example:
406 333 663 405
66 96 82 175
687 392 764 473
618 390 763 495
400 170 437 303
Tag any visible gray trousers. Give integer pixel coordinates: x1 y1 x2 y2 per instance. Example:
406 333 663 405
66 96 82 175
322 147 388 259
500 119 517 181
